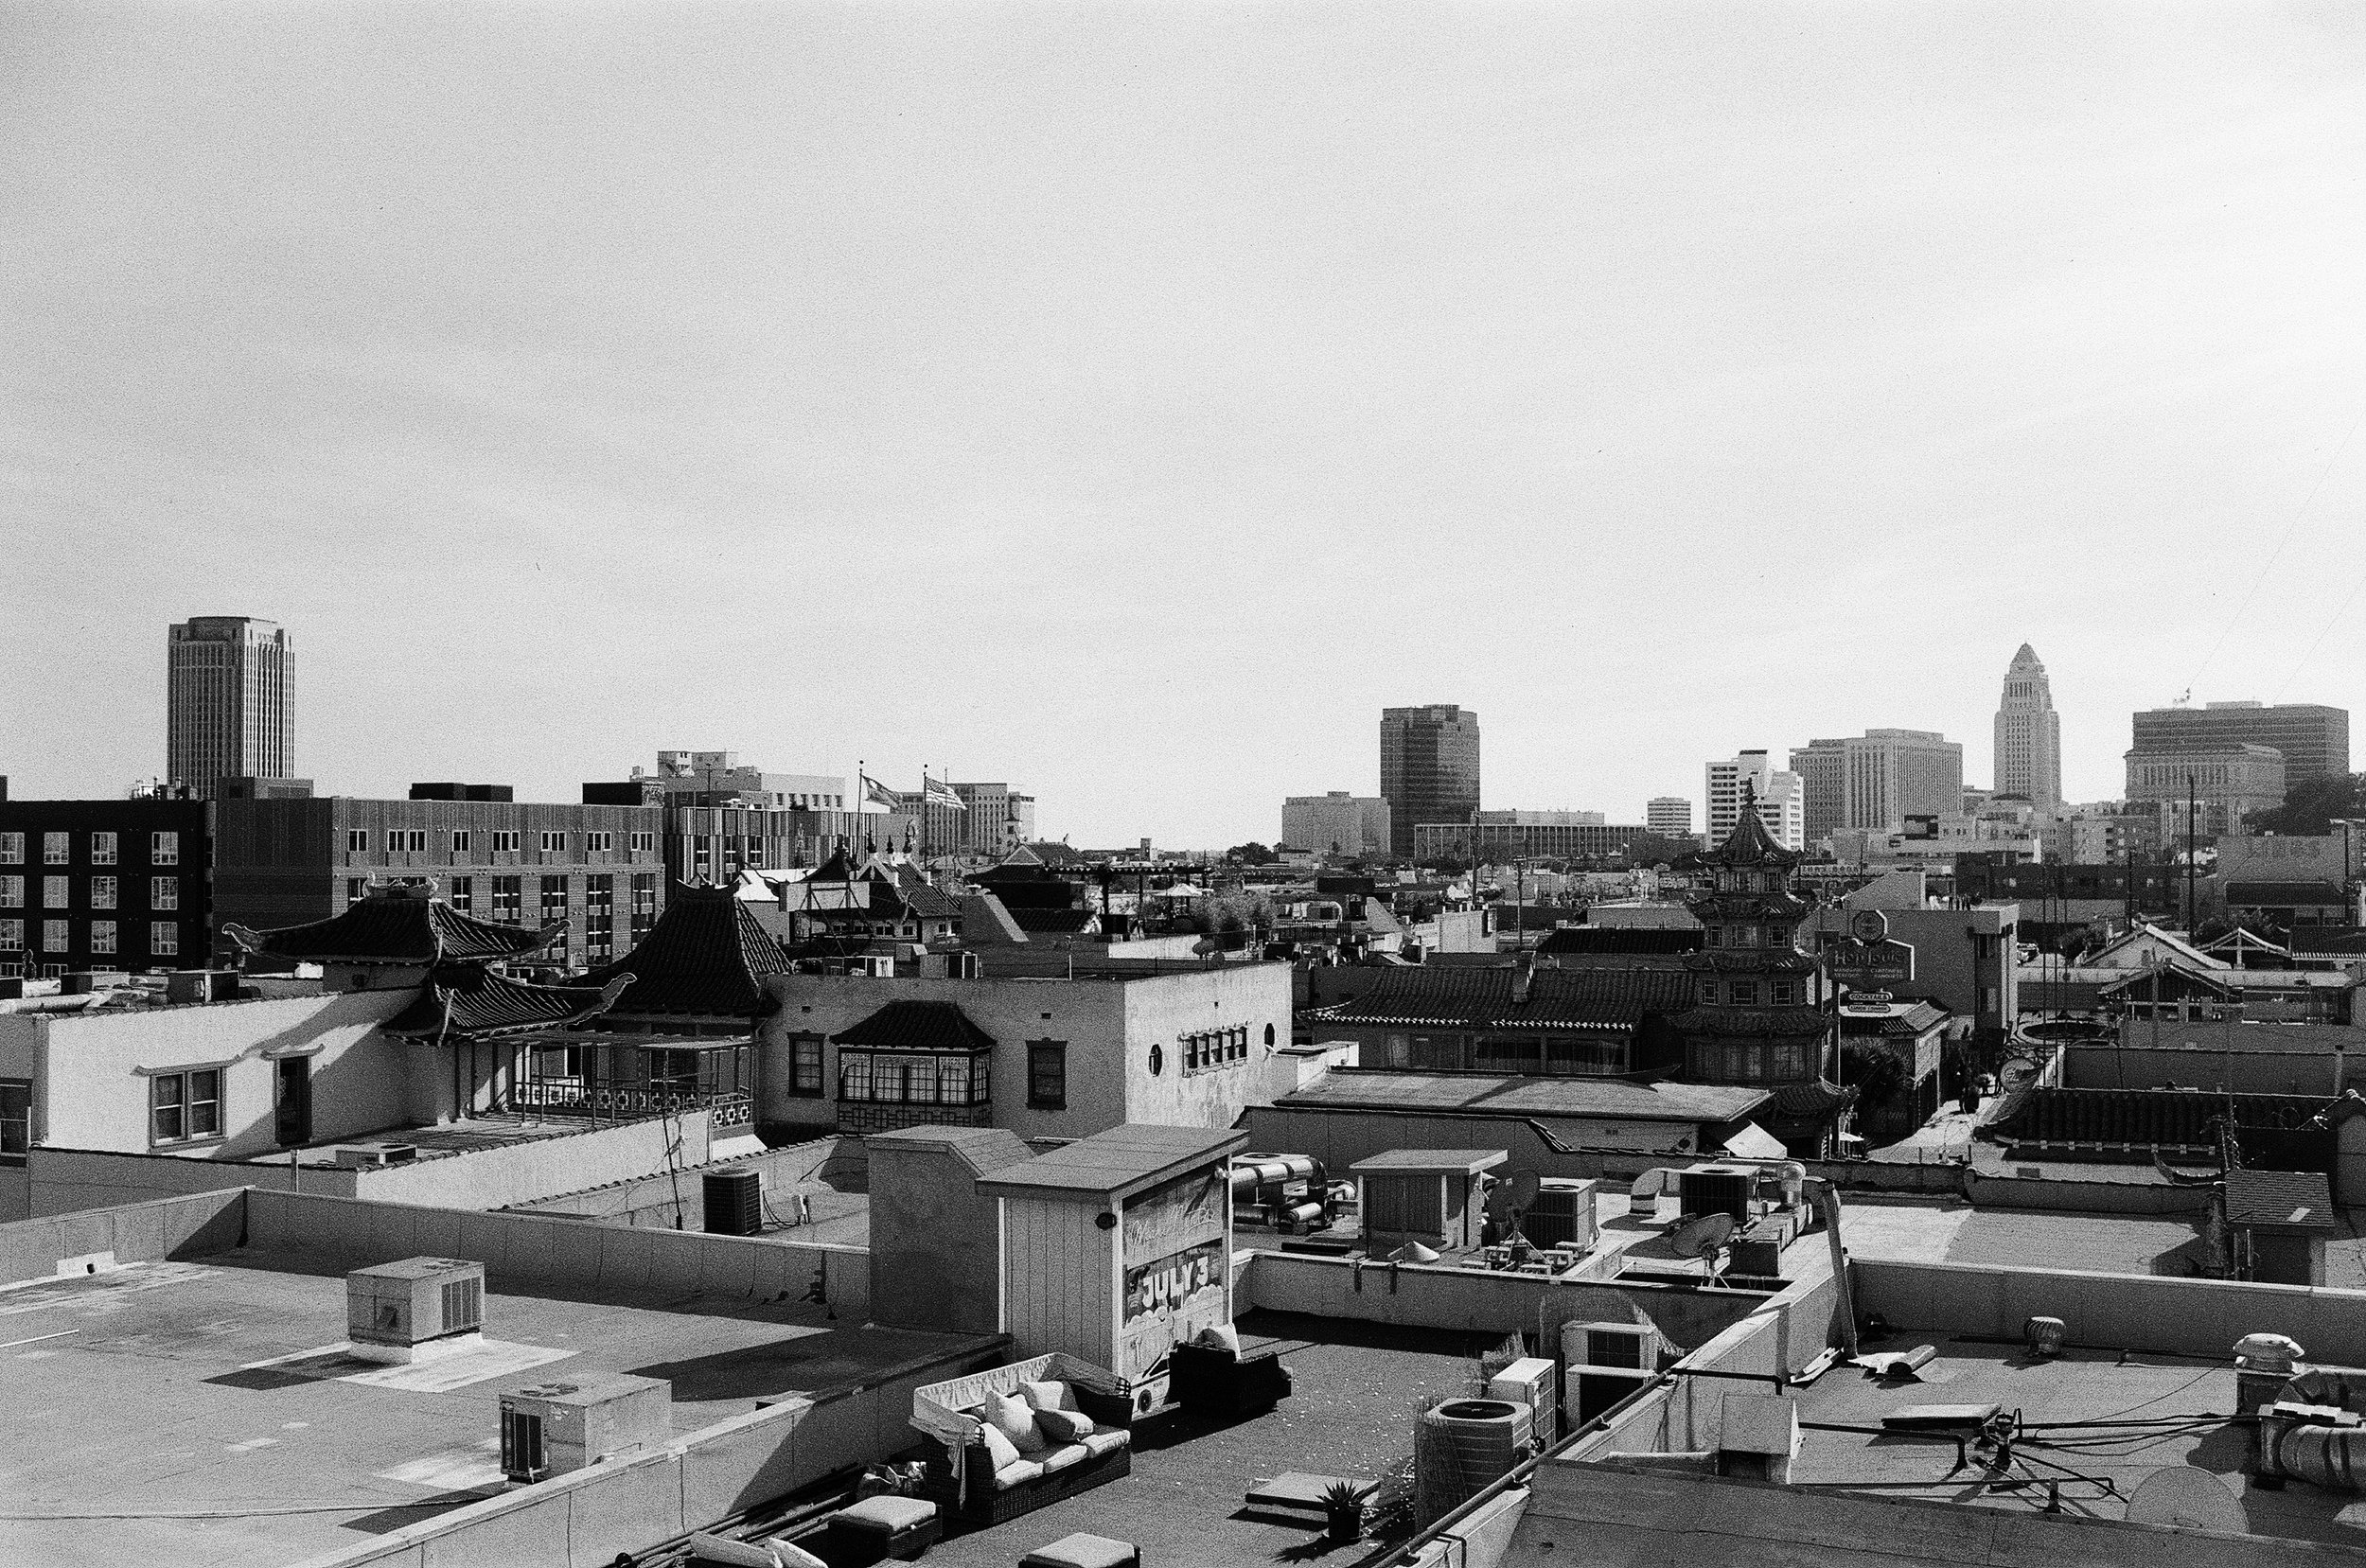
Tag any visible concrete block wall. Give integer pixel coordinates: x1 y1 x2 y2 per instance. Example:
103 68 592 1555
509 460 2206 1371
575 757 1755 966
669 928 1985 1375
1853 1258 2366 1366
507 1135 864 1228
280 1336 1004 1568
0 1186 245 1286
27 1145 358 1216
353 1111 714 1210
240 1189 870 1319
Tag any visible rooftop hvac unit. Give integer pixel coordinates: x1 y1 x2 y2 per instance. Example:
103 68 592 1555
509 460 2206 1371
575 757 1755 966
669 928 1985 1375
165 968 241 1004
1566 1365 1656 1426
1524 1179 1599 1252
1563 1320 1663 1372
1415 1398 1535 1526
347 1258 486 1364
703 1168 764 1237
1487 1356 1560 1448
1679 1166 1754 1224
498 1373 672 1485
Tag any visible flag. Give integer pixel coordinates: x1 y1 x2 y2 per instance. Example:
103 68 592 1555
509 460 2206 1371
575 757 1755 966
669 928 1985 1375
860 773 901 812
924 776 965 811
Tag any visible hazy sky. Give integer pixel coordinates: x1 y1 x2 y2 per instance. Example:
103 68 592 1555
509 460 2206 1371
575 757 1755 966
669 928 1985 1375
5 2 2362 846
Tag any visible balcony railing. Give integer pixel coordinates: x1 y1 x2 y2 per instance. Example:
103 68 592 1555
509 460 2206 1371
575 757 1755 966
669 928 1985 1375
504 1081 752 1130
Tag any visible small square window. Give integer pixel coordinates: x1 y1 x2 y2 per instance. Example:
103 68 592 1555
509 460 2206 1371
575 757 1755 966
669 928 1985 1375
43 876 68 908
151 877 179 910
347 829 370 853
0 833 22 865
89 920 116 955
43 833 69 866
0 875 21 908
450 830 472 854
150 921 178 957
150 832 180 867
90 876 116 911
90 832 117 866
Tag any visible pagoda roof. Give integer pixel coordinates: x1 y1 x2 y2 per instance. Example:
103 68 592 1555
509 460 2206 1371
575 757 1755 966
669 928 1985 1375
227 884 562 966
1686 891 1811 922
384 964 626 1041
1768 1079 1857 1117
1706 791 1801 870
573 884 789 1018
833 999 998 1053
1680 949 1820 975
1534 926 1704 957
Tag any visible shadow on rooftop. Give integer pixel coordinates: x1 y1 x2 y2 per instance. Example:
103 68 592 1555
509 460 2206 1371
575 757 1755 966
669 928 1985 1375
1238 1309 1505 1362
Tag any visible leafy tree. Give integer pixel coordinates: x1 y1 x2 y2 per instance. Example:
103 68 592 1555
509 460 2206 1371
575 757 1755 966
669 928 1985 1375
1227 841 1280 865
2248 772 2366 837
1840 1043 1908 1112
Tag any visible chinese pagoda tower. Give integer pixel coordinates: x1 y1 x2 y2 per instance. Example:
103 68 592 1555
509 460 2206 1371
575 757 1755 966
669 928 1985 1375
1674 781 1852 1155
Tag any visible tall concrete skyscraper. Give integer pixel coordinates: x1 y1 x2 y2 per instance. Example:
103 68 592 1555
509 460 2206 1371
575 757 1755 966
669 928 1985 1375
1993 643 2062 805
1380 705 1480 856
167 617 291 793
1704 750 1803 850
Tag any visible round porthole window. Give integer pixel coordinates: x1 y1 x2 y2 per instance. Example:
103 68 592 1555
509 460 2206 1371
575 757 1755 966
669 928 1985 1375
1148 1043 1164 1075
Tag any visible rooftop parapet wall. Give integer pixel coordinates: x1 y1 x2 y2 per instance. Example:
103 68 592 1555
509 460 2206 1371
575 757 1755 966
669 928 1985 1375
1853 1257 2366 1366
508 1134 866 1228
25 1112 715 1219
0 1186 244 1287
239 1189 870 1319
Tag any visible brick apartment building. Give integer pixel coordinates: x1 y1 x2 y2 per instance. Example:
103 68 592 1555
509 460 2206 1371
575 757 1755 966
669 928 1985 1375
0 797 214 975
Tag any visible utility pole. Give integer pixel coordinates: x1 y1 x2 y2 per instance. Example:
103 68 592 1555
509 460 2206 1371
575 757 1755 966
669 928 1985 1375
2185 771 2198 934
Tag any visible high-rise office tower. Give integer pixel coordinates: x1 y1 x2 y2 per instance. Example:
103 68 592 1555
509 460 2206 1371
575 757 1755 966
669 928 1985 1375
1646 797 1694 838
1993 644 2062 806
2130 701 2349 787
1788 739 1847 843
167 617 291 793
1380 705 1480 857
1841 729 1963 830
1704 751 1804 850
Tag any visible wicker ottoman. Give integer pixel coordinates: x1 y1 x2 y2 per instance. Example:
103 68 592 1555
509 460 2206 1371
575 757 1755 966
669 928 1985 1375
826 1494 943 1563
1019 1532 1140 1568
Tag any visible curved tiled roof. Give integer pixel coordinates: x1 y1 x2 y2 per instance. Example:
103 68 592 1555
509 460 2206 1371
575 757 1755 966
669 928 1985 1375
1315 965 1693 1031
384 964 626 1040
228 887 562 965
834 999 997 1052
1670 1005 1833 1038
1534 926 1703 956
574 884 788 1018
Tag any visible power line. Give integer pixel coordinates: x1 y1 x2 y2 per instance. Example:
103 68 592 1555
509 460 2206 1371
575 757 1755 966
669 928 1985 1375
2187 403 2365 694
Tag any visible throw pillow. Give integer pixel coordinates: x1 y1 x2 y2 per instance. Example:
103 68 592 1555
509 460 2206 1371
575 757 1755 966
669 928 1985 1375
1195 1321 1243 1355
978 1418 1022 1471
771 1542 829 1568
1034 1406 1095 1444
1019 1379 1079 1413
988 1389 1049 1453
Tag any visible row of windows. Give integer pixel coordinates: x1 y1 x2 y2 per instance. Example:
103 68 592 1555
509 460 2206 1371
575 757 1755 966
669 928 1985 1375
343 829 652 855
0 875 182 910
0 831 180 866
1181 1027 1250 1073
1382 1031 1627 1077
1697 978 1799 1007
0 919 180 956
838 1050 991 1106
1686 1041 1815 1083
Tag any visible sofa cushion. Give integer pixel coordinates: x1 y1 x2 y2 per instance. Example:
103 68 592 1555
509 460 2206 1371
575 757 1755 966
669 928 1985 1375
770 1542 829 1568
1035 1407 1095 1444
1080 1425 1130 1457
980 1419 1023 1472
990 1390 1050 1453
1037 1441 1087 1473
837 1495 937 1532
1021 1378 1079 1413
1020 1532 1139 1568
994 1457 1046 1489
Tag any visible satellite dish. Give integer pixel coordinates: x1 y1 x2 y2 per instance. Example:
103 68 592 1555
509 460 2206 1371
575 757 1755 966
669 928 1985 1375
1997 1056 2039 1092
2124 1468 2249 1535
1669 1211 1736 1260
1482 1168 1542 1243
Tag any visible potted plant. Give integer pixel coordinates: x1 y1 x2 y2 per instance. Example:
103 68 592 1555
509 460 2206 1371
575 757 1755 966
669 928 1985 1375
1321 1480 1365 1543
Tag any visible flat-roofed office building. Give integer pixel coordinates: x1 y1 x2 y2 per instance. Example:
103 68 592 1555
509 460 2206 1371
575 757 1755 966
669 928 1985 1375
2130 700 2349 786
1380 705 1479 857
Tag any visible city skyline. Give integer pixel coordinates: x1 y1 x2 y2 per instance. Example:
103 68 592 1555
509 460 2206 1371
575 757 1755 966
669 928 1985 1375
6 5 2363 846
0 610 2358 846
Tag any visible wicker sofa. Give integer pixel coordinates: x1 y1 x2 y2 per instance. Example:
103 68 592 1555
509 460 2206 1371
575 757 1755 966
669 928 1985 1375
909 1352 1135 1525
